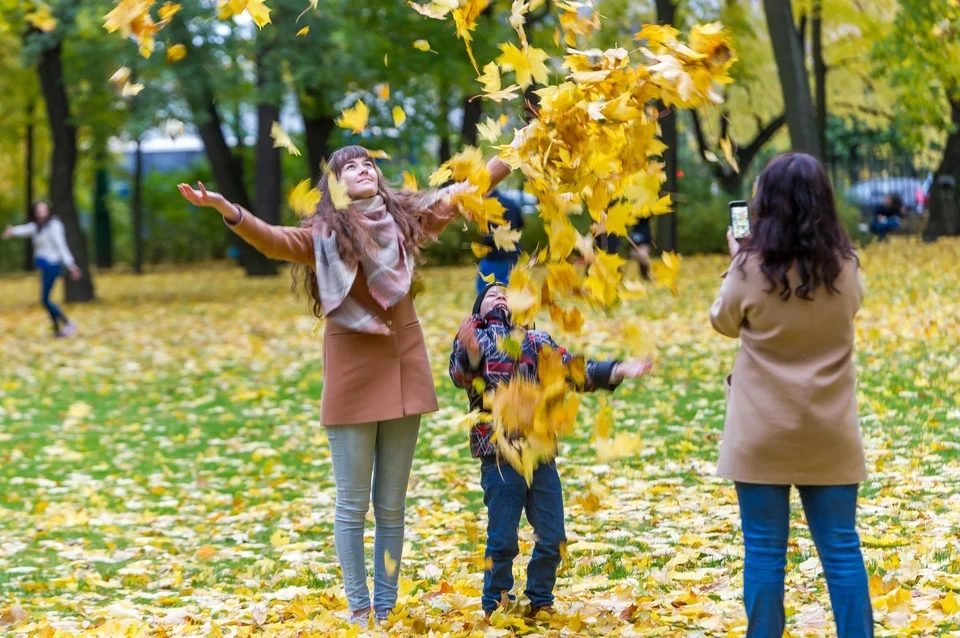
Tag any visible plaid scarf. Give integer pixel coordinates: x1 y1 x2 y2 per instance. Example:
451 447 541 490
314 196 413 335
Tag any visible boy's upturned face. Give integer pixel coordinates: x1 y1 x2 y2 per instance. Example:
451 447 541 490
479 286 508 316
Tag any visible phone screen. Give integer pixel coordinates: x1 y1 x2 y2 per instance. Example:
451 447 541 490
730 203 750 239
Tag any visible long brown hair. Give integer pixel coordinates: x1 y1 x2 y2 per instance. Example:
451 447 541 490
291 145 438 318
738 153 857 301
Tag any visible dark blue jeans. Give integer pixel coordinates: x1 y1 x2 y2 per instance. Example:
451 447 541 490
480 456 565 612
868 216 901 240
735 483 873 638
36 257 67 332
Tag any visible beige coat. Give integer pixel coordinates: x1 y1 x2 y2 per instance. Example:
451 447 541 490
710 254 867 485
227 204 457 426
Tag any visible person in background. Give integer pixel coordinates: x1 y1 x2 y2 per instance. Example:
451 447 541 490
711 152 872 637
628 218 653 280
868 193 905 241
2 201 81 337
475 189 525 293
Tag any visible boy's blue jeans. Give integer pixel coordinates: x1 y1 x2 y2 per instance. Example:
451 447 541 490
480 456 566 612
735 483 874 638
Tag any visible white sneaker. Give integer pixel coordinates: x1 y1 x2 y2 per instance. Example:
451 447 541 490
60 321 77 337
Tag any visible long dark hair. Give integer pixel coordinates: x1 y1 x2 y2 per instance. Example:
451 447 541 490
291 145 439 318
32 201 54 229
738 153 857 301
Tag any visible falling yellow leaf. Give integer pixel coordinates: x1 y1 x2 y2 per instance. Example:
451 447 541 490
428 166 453 187
367 149 391 159
392 105 407 127
296 25 309 36
270 122 301 157
337 100 369 135
472 243 493 259
719 136 739 173
496 42 550 88
164 119 184 140
288 179 321 218
109 67 131 86
121 82 145 97
384 53 389 66
328 173 351 210
492 225 522 252
377 83 390 101
652 251 682 296
246 0 272 28
402 171 419 192
27 3 57 32
158 2 181 22
166 44 186 62
384 549 398 577
477 116 503 143
413 39 433 52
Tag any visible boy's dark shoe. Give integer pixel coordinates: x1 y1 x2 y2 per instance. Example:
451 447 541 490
526 605 557 619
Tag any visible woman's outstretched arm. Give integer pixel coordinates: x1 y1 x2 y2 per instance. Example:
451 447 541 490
178 182 314 266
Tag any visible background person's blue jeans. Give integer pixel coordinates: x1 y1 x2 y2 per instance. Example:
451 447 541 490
868 216 901 240
36 257 67 333
476 257 518 293
480 456 566 613
735 483 873 638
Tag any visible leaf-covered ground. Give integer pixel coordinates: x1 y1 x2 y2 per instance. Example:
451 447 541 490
1 239 958 637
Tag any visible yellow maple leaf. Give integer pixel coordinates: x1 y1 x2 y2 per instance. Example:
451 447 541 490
652 251 681 296
269 529 289 548
296 25 309 36
719 135 740 173
121 82 145 97
477 117 503 143
165 44 186 62
337 100 369 135
246 0 271 28
392 105 406 127
327 173 351 210
384 549 398 577
270 122 301 157
413 39 434 52
402 171 419 192
109 67 132 86
497 43 550 88
158 2 181 22
492 226 522 252
408 0 458 19
944 591 960 616
428 166 453 187
367 149 390 159
288 179 321 218
477 62 503 93
472 243 493 259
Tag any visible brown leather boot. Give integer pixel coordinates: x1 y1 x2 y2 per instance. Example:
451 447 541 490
526 605 556 619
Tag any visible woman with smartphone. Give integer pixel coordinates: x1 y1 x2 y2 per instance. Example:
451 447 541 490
711 153 872 637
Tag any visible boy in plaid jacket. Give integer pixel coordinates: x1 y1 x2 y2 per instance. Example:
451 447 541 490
449 282 652 617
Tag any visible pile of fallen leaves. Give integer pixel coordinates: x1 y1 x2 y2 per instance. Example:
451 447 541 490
0 239 958 636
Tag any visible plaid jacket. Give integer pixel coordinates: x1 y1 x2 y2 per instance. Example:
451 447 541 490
449 307 620 458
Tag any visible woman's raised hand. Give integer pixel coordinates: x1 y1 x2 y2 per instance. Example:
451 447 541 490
177 182 239 222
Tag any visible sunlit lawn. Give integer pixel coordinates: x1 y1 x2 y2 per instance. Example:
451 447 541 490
0 238 958 636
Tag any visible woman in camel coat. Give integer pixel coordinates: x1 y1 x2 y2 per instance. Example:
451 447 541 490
178 146 512 627
710 153 873 638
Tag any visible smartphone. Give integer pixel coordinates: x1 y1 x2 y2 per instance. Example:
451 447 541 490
729 200 750 240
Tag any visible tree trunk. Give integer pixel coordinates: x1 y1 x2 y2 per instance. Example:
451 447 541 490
460 95 482 147
763 0 823 160
194 100 275 275
302 110 335 184
252 85 280 276
812 0 827 162
23 99 35 271
923 97 960 241
132 138 144 274
93 145 113 268
37 42 94 301
654 0 678 253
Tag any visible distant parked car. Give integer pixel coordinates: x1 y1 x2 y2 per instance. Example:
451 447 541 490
846 175 931 217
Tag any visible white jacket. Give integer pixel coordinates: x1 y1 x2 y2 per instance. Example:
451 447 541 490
10 219 76 267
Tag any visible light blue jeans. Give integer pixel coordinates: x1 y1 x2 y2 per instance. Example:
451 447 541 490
326 415 421 614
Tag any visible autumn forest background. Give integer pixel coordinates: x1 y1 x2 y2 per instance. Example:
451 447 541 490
0 0 959 636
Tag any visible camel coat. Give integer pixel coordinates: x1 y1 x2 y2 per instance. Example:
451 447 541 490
226 204 457 426
710 253 867 485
